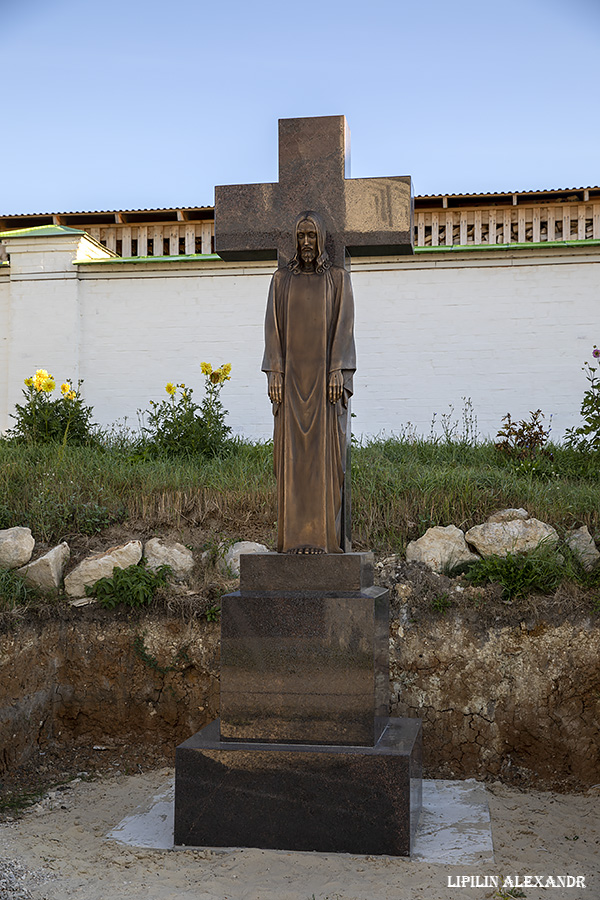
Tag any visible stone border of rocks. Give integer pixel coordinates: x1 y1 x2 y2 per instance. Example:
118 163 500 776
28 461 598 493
405 508 599 574
1 511 597 604
0 528 269 603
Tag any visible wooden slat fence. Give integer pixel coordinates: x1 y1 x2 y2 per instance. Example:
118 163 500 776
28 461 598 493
2 203 600 260
414 202 600 248
87 221 215 258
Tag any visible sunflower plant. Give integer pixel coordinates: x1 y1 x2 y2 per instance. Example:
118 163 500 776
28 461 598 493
142 362 232 457
6 370 96 445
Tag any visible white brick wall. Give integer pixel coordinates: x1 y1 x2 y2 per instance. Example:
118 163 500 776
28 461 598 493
0 273 10 427
1 238 598 442
351 252 599 441
77 263 274 437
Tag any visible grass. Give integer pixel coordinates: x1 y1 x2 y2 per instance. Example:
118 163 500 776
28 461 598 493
0 568 39 608
0 432 599 619
352 437 600 550
0 786 46 816
464 540 600 602
0 436 599 552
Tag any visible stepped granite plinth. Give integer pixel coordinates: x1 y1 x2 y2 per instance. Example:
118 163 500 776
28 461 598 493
174 716 422 855
174 552 423 856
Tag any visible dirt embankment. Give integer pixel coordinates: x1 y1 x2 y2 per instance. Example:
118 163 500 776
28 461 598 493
1 560 599 794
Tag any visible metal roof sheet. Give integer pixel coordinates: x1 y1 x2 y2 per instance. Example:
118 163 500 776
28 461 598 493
416 186 600 199
0 204 214 217
1 188 599 219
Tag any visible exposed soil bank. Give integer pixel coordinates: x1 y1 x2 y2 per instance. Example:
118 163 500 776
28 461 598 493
390 615 600 790
1 598 599 791
0 610 220 778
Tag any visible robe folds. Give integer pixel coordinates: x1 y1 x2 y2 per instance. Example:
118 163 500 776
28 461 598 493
261 264 356 553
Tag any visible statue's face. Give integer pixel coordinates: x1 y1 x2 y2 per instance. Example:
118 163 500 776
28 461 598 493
297 219 318 266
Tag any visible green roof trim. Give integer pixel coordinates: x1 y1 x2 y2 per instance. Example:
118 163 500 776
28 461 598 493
68 240 600 266
415 238 600 253
0 224 88 239
74 253 223 265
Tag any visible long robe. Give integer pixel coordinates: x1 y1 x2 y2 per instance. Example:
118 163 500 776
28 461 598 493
261 264 356 553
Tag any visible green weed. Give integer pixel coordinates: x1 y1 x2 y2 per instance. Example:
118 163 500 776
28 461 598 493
0 568 38 610
0 787 45 816
85 562 172 609
463 542 596 601
431 592 452 614
565 345 600 451
133 633 190 674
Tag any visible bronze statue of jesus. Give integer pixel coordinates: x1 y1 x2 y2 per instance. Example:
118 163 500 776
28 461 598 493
262 211 356 554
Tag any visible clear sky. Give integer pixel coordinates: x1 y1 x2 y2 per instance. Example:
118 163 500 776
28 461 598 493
2 0 599 215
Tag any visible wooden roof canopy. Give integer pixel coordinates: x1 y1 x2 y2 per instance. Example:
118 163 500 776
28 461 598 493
1 187 599 233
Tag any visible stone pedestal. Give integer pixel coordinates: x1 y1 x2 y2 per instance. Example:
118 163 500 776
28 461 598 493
174 552 422 855
174 717 422 855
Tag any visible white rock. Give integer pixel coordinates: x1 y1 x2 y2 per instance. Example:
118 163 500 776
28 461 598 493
465 519 558 558
17 542 69 592
218 541 269 576
144 537 194 580
64 540 143 598
405 525 480 574
566 525 600 571
486 508 529 523
0 526 35 570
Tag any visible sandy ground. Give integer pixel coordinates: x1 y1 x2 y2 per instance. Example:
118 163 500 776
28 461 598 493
0 769 598 900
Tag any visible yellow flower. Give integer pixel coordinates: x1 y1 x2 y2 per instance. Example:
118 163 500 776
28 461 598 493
67 391 76 400
200 362 212 376
33 368 50 391
222 363 232 380
210 369 222 384
24 377 34 387
61 382 72 396
41 377 55 393
165 382 176 396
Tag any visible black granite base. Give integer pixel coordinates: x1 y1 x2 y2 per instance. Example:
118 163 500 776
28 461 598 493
174 717 422 856
220 588 389 745
239 551 375 593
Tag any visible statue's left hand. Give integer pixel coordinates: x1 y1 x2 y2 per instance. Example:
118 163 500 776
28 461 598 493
328 370 343 404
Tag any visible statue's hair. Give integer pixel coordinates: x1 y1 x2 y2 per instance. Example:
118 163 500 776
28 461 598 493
288 210 331 275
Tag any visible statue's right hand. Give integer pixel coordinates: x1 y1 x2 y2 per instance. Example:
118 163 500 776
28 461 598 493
268 371 283 404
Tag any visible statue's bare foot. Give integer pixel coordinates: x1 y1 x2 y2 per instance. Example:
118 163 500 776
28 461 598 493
285 547 325 555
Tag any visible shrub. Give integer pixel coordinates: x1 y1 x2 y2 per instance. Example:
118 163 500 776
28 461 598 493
7 370 96 446
85 562 172 609
495 409 551 457
141 363 232 458
565 345 600 451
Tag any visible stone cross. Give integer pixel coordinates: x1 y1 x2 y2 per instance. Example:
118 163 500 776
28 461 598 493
214 115 413 268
